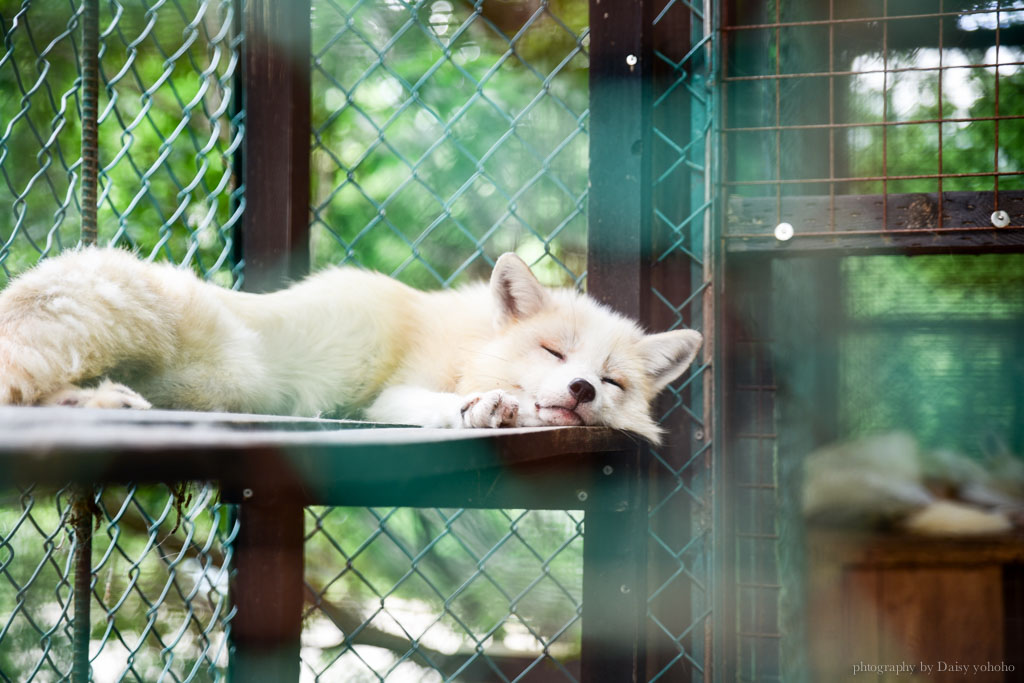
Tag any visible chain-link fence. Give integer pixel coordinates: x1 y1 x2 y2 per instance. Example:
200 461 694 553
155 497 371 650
2 0 240 680
1 0 717 681
304 2 593 678
645 0 714 681
1 484 233 682
303 506 585 681
0 0 242 285
310 0 589 289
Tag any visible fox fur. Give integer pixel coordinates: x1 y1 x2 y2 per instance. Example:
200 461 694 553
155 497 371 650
0 248 702 442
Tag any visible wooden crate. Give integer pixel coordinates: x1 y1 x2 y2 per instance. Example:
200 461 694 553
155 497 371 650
808 530 1024 682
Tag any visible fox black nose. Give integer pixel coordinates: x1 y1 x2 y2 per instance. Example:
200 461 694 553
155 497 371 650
568 378 596 404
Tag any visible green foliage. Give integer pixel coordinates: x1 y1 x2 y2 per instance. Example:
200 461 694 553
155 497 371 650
310 0 589 288
845 56 1024 194
840 254 1024 457
0 0 242 287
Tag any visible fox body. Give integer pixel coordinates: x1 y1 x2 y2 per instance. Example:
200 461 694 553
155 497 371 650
0 248 702 442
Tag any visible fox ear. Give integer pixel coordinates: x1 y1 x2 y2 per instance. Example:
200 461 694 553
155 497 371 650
637 329 703 392
491 253 548 324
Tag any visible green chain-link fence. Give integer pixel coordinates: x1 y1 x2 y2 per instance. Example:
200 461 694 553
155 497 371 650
645 0 714 680
303 2 594 678
1 484 234 681
0 0 717 680
0 0 242 285
309 0 589 288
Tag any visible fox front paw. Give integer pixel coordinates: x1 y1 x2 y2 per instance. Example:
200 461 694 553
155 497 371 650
460 390 519 428
41 380 152 410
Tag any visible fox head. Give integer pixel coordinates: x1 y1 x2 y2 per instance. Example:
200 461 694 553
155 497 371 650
458 253 703 444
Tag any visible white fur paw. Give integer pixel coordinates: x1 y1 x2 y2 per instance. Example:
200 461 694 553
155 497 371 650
41 380 152 410
460 390 519 428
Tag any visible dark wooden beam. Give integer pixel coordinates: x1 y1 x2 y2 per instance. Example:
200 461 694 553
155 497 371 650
726 190 1024 254
241 0 312 291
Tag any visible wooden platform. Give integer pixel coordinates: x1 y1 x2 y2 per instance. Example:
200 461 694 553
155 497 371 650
0 406 648 683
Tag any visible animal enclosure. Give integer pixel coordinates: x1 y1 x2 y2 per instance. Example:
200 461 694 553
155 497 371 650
1 0 1022 682
0 0 710 681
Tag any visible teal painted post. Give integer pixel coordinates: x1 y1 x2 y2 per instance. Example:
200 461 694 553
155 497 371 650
586 1 652 680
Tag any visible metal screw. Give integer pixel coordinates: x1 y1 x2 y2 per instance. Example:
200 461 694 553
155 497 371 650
577 490 589 502
694 429 705 441
774 222 794 241
242 488 254 500
602 465 614 476
992 210 1010 228
620 584 631 594
625 54 638 66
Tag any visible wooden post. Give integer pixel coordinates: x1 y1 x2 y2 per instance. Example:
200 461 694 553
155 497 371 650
586 2 652 679
240 0 311 292
229 472 305 683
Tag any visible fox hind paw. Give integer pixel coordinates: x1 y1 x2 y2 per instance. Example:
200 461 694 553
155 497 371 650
41 380 151 410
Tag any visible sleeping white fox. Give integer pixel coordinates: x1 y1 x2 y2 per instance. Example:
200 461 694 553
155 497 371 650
0 248 701 443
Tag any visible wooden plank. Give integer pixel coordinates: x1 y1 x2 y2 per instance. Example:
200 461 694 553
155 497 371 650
808 530 1024 567
809 531 1023 681
241 0 312 292
725 190 1024 254
0 407 637 509
842 569 881 676
878 568 1003 682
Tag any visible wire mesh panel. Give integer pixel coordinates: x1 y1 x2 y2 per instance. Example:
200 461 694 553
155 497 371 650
645 0 716 681
0 484 235 682
309 0 589 288
303 506 585 681
723 0 1024 247
1 1 242 679
306 1 592 679
720 1 1024 681
0 0 242 285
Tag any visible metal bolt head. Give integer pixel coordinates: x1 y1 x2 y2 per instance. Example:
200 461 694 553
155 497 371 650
694 429 705 441
242 488 254 500
602 465 614 476
774 222 794 241
620 584 631 594
992 210 1011 228
625 54 638 66
576 490 589 502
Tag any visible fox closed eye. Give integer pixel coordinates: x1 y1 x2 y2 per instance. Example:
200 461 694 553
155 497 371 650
542 345 564 361
601 377 624 390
